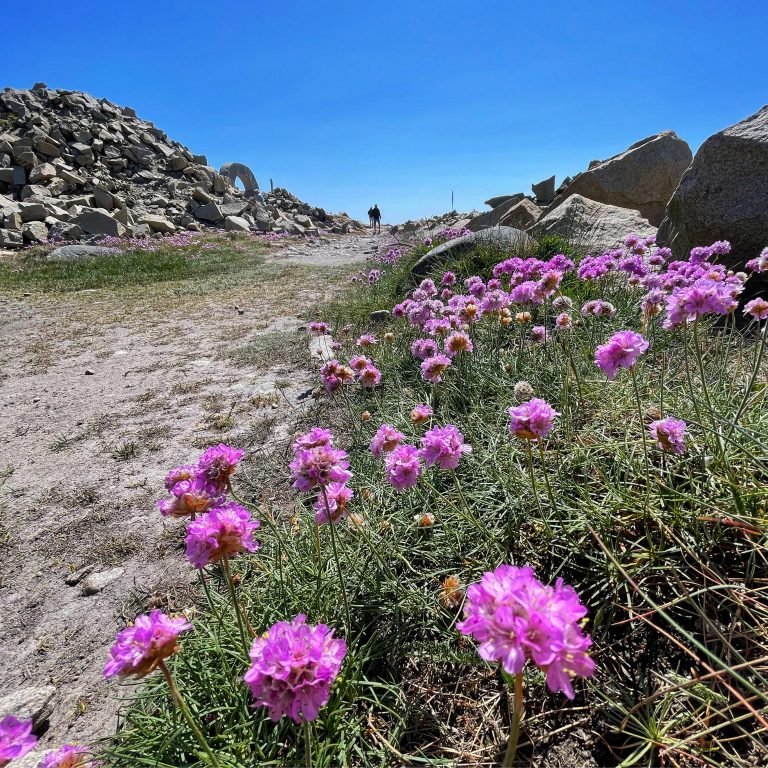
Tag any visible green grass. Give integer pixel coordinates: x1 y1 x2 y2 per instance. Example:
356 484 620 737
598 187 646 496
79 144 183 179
0 236 268 295
101 233 768 767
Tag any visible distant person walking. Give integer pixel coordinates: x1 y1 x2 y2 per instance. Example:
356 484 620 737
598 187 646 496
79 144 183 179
371 204 381 234
367 206 374 228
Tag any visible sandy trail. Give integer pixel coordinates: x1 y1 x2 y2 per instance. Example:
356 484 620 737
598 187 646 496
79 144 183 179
0 233 381 755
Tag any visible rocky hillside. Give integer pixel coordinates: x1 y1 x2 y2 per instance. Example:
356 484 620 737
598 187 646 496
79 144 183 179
0 84 363 247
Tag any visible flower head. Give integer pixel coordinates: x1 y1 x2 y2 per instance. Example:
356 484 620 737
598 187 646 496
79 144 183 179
184 503 260 568
289 443 352 492
410 404 433 424
356 334 377 348
410 338 439 360
508 398 559 440
313 482 354 524
385 444 422 491
309 321 329 335
244 615 346 723
595 331 649 380
369 424 405 458
39 745 98 768
445 331 473 357
514 381 534 402
157 476 223 518
164 464 196 491
357 364 382 389
104 610 191 678
197 444 244 491
531 325 548 344
438 575 464 609
420 424 472 471
420 354 452 384
293 428 333 451
456 564 595 698
649 417 687 455
744 297 768 321
0 716 36 765
349 355 371 372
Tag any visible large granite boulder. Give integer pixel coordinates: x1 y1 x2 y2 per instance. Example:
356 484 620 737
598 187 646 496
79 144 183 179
467 195 527 231
483 193 524 209
499 198 542 230
412 227 534 277
529 194 656 254
657 105 768 269
547 132 692 226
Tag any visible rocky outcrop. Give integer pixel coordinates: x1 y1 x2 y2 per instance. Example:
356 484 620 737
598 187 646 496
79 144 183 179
547 132 692 226
532 176 555 205
0 85 360 247
657 105 768 270
412 226 534 276
529 194 656 253
499 198 541 230
484 194 523 209
467 195 528 231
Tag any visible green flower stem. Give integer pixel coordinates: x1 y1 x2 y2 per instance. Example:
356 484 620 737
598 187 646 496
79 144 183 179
502 672 524 768
303 720 313 768
321 486 353 638
221 556 251 657
536 441 560 522
629 366 651 516
524 441 551 536
159 659 222 768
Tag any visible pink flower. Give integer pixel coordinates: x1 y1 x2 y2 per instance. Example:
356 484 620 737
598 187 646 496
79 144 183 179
289 443 352 492
744 297 768 321
313 482 354 524
531 325 548 344
410 338 439 360
184 503 260 568
420 354 452 384
649 417 687 455
445 331 473 357
369 424 405 458
442 271 457 286
456 564 595 699
349 355 371 372
595 331 649 380
356 334 377 347
293 428 333 451
163 464 196 491
555 312 572 329
420 424 471 470
410 404 433 424
104 610 191 679
385 444 422 491
157 476 223 518
508 398 559 440
39 745 98 768
357 364 382 389
0 716 36 765
244 615 346 723
309 321 329 335
197 443 244 491
581 300 616 319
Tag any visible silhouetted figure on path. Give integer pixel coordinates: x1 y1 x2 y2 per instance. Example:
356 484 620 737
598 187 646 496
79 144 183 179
367 206 374 228
371 204 381 234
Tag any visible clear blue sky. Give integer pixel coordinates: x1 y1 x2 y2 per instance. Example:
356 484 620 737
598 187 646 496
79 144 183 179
4 1 767 223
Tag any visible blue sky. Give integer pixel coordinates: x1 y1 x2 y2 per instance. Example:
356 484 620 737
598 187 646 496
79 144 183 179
4 0 767 223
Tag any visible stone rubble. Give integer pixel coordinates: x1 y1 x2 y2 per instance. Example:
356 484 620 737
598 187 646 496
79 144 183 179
0 84 363 247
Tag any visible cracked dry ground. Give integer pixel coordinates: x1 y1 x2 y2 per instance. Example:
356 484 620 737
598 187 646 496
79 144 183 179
0 233 380 752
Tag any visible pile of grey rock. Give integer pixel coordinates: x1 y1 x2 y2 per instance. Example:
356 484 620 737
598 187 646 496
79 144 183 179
0 84 361 248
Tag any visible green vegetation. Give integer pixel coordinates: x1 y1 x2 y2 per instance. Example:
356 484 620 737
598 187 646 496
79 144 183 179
102 233 768 767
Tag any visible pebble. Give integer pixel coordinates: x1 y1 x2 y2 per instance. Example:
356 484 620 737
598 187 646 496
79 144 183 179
80 567 124 596
84 369 95 375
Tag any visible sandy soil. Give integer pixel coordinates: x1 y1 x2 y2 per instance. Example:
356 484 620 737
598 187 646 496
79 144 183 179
0 233 381 756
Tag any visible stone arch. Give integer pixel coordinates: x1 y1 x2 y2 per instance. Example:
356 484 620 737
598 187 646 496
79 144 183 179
219 162 259 196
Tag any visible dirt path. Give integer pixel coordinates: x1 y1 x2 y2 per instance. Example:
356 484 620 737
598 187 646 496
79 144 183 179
0 233 382 755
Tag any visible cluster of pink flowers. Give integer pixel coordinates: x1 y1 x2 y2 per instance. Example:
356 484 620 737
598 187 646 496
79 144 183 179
157 444 243 517
744 297 768 321
420 424 472 470
244 615 346 723
185 502 260 568
291 428 354 524
320 357 380 392
595 331 649 380
746 246 768 274
649 417 687 455
410 403 433 424
320 359 355 393
0 716 36 765
427 227 470 248
104 609 192 679
385 444 423 491
369 424 405 458
309 321 329 335
95 232 207 252
40 745 99 767
508 398 559 440
457 564 595 699
581 299 616 319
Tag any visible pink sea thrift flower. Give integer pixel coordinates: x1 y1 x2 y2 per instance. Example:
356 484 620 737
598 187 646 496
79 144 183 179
184 503 260 568
420 424 471 470
197 443 244 491
0 716 36 765
421 354 452 383
445 331 473 357
508 398 559 440
746 246 768 273
581 299 616 319
555 312 572 329
39 745 97 768
369 424 405 458
744 297 768 321
157 476 223 518
649 417 687 455
103 610 191 679
410 337 439 360
385 444 423 491
442 271 457 286
357 364 382 389
289 443 352 492
595 331 649 380
309 321 329 335
244 615 346 723
164 464 196 491
313 482 354 524
531 325 548 344
456 564 595 699
293 427 333 451
349 355 371 372
410 404 433 424
356 334 377 347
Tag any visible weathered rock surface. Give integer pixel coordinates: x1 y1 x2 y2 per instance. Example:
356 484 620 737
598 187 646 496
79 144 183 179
467 195 529 231
484 193 524 209
80 567 124 596
547 132 692 225
657 105 768 269
412 227 534 276
0 685 56 728
499 198 542 229
532 176 556 205
529 194 656 253
47 244 119 261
